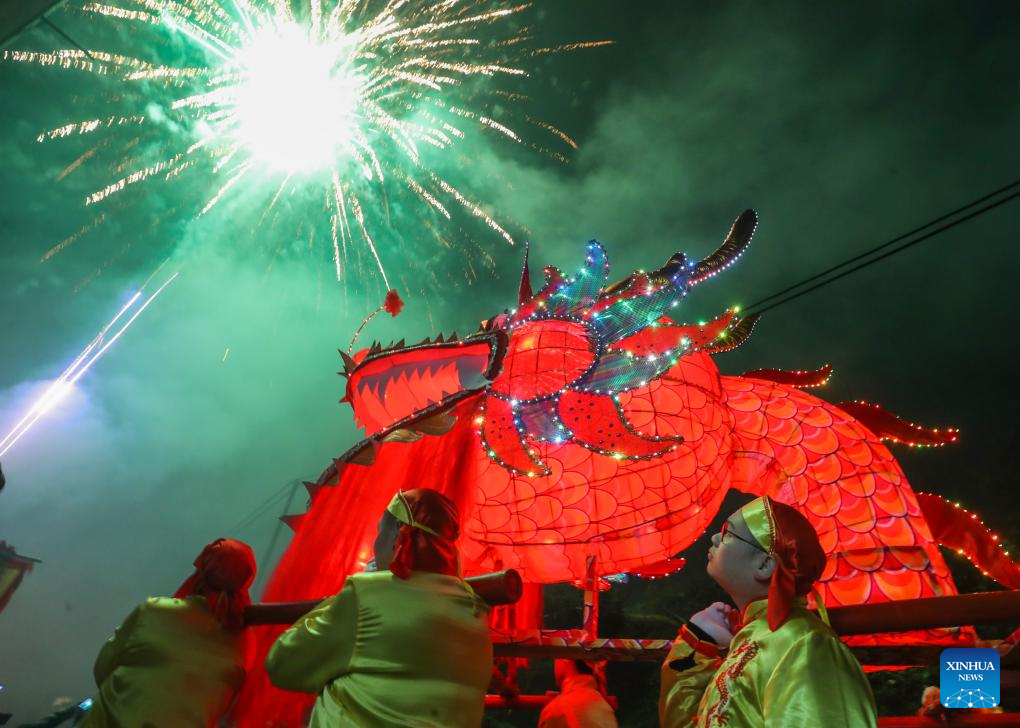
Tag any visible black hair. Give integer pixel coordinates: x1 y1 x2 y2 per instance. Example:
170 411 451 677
573 659 595 675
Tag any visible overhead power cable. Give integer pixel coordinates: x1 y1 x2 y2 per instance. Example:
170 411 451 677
742 178 1020 317
252 479 300 598
39 16 93 58
231 479 298 532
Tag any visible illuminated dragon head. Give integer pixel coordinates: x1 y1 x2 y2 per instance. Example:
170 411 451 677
336 210 759 470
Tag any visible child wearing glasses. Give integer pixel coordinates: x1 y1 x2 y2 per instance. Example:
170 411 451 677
659 496 877 727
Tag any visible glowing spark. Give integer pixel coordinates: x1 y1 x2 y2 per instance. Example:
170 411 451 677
6 1 606 289
40 213 107 262
0 275 178 458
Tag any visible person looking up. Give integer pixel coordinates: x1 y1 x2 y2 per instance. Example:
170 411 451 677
659 496 876 728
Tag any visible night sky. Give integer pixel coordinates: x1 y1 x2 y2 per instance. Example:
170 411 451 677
1 0 1019 721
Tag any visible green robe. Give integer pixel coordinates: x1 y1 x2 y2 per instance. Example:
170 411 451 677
80 596 246 728
660 598 877 728
267 571 492 727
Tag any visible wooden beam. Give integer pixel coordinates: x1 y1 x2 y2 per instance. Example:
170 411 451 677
244 569 522 625
245 587 1020 668
491 642 1020 669
829 590 1020 635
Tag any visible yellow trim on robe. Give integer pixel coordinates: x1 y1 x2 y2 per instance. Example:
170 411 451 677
660 599 877 728
267 570 493 728
79 596 247 728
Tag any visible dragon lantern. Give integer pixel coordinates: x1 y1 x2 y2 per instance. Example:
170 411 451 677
236 211 1019 723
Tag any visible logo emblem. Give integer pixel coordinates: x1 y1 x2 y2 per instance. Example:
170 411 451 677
940 648 1000 709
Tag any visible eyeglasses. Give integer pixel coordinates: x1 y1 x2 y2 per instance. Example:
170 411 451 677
720 520 768 553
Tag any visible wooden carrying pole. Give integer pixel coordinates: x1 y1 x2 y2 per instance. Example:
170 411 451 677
247 586 1019 633
244 569 523 626
491 590 1020 665
828 589 1020 635
245 585 1018 667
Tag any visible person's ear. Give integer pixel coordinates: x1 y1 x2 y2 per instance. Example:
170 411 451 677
753 554 775 583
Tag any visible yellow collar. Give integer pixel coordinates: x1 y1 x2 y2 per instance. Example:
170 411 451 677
741 597 769 625
740 595 811 627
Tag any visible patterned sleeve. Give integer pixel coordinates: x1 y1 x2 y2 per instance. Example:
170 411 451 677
659 624 723 728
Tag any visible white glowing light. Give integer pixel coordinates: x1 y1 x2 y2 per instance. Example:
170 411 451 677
8 1 605 292
0 275 177 458
232 22 363 172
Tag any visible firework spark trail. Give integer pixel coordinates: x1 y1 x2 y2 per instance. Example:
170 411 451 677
0 274 178 458
4 1 607 290
0 291 140 454
40 213 108 262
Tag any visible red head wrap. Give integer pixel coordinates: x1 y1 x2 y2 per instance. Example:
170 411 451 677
173 538 256 631
740 496 826 631
386 488 460 579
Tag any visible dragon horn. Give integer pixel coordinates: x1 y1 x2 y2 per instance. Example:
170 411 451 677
603 252 687 297
647 251 690 286
690 209 757 286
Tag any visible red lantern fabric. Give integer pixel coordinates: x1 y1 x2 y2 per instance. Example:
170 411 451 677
232 214 1016 723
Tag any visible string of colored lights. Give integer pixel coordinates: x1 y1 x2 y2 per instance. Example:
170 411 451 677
0 272 178 458
836 400 959 449
742 182 1020 316
917 492 1017 585
741 364 834 389
472 241 711 476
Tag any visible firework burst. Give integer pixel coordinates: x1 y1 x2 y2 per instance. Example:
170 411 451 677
6 1 609 292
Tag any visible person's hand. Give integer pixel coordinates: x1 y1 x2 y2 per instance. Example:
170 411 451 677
689 602 735 647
